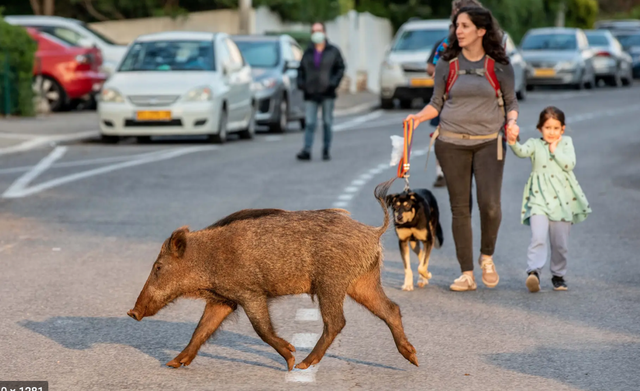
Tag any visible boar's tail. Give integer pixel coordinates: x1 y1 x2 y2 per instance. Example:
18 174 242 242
374 177 396 238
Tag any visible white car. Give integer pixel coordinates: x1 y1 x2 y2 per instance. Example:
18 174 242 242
379 19 450 109
4 15 127 76
98 31 255 144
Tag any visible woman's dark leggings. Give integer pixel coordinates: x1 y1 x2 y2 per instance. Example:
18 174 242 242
434 138 505 272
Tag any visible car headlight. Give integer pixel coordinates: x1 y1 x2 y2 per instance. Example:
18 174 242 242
382 60 402 72
557 61 577 71
184 87 212 102
100 88 124 103
251 78 278 91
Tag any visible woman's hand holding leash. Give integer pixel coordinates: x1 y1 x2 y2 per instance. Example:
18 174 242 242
404 114 422 128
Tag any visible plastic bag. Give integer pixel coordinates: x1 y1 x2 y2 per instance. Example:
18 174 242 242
389 135 404 166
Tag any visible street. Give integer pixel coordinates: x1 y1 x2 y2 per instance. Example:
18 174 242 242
1 85 639 390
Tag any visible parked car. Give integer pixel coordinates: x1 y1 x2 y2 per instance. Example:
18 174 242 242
520 27 596 90
503 31 529 100
232 34 305 132
584 30 633 86
5 15 127 76
98 31 254 144
595 19 640 33
379 19 450 109
26 28 107 112
613 30 640 78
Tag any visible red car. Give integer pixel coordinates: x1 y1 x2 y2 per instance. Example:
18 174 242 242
26 27 107 111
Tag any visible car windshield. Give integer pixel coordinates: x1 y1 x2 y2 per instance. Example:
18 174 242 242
234 41 280 68
118 40 215 72
81 23 118 45
392 28 448 51
586 33 609 46
521 33 577 50
615 33 640 47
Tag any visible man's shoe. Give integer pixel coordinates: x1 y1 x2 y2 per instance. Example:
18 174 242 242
526 271 540 293
323 150 331 161
479 256 499 288
296 150 311 161
552 276 568 291
433 175 446 188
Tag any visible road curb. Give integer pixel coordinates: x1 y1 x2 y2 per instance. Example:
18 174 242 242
0 130 100 157
335 100 380 118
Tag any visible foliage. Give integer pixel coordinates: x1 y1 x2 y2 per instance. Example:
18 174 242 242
0 14 37 116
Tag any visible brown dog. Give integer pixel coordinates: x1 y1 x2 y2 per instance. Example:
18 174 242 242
127 178 418 371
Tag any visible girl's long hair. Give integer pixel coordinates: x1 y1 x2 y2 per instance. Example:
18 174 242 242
442 6 509 65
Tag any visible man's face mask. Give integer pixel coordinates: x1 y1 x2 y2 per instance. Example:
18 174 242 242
311 31 326 44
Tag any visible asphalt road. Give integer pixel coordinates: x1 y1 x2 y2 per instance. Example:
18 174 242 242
1 85 639 391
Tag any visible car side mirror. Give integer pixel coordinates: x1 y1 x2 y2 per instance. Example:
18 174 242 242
78 37 94 48
223 60 241 75
285 60 300 70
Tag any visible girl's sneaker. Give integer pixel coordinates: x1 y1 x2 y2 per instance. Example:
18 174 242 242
552 276 568 291
450 274 477 292
526 271 540 293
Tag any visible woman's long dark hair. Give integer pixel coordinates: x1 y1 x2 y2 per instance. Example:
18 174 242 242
442 6 509 65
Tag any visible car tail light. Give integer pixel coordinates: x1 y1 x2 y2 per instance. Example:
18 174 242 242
75 53 94 71
596 51 612 57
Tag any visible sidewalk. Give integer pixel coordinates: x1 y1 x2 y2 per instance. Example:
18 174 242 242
0 91 379 156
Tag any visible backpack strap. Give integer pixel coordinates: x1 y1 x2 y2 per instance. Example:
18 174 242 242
484 56 505 160
444 57 459 101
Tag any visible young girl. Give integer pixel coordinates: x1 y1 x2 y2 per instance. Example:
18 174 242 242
507 106 591 292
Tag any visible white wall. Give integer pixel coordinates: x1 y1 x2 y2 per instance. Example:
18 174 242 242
89 7 394 93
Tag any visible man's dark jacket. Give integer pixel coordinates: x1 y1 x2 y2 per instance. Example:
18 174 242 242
296 41 345 101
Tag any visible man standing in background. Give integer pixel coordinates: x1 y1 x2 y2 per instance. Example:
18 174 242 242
296 22 346 161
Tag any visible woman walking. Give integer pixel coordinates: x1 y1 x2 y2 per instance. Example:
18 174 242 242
404 6 519 291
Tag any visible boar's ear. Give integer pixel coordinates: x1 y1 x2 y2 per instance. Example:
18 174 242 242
169 226 189 257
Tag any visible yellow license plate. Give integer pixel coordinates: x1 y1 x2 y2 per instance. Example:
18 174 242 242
534 68 556 77
136 111 172 121
410 78 434 87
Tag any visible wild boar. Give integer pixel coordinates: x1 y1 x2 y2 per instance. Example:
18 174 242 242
127 178 418 371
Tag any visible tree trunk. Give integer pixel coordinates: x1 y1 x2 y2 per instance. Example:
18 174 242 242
29 0 42 15
43 0 55 16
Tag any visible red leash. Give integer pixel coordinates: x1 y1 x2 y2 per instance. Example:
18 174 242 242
397 119 415 190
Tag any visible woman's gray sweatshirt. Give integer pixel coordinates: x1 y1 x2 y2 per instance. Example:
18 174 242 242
428 53 519 146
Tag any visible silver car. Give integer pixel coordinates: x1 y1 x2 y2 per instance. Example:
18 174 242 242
585 30 633 87
521 27 596 90
232 35 306 133
503 32 529 100
379 19 450 109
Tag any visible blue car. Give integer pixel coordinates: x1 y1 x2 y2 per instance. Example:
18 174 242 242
613 31 640 78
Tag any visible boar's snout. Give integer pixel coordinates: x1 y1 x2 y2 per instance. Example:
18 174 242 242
127 309 143 321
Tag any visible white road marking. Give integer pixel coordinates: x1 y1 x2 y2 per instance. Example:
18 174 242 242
0 149 179 175
2 146 68 198
291 333 320 349
344 186 359 193
2 146 217 199
333 110 383 132
284 365 319 383
295 308 320 322
264 135 284 142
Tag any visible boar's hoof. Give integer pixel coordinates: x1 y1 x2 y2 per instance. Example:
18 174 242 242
127 309 142 321
399 342 419 367
167 353 195 368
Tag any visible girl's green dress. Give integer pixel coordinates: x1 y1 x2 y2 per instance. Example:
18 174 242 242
510 136 591 226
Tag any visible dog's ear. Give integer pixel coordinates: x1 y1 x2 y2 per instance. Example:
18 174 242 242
386 195 395 207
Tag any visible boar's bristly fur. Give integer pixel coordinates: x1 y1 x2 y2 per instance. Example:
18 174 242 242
128 177 418 371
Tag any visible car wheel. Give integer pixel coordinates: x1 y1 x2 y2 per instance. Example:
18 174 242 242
516 81 527 101
399 99 412 109
380 97 394 110
101 134 120 144
210 107 228 144
270 96 288 133
239 103 256 140
526 84 534 92
38 76 67 112
136 136 152 144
